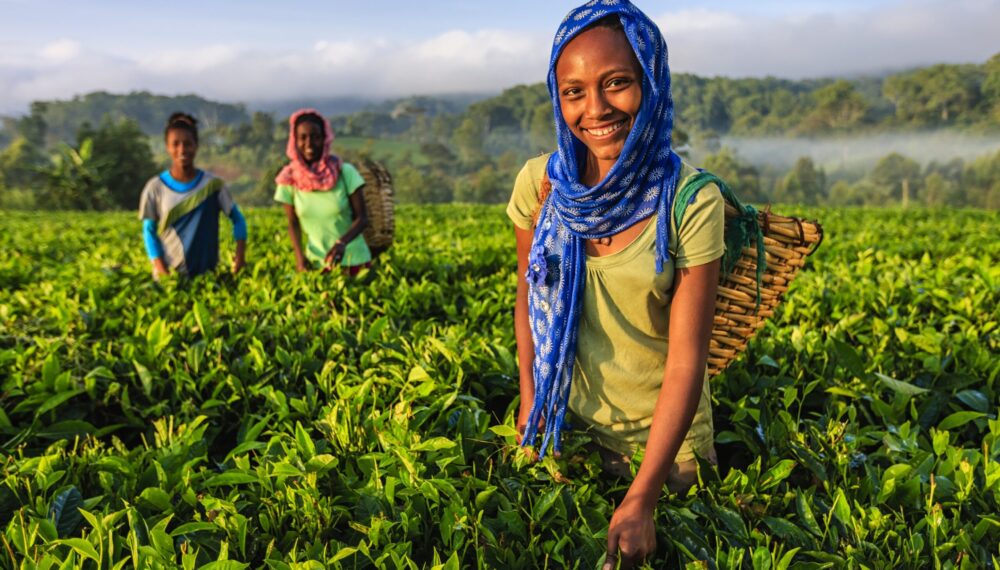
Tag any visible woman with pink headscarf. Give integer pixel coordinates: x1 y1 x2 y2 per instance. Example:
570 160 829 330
274 109 370 274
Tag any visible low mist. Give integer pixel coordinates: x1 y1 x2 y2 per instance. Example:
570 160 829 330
709 132 1000 174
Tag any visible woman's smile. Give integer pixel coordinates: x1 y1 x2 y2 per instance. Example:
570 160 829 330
581 119 628 139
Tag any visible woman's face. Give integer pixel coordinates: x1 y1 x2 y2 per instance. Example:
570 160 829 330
555 25 642 171
295 120 325 164
166 128 198 170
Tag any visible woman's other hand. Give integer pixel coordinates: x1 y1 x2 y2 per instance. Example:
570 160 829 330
604 494 656 570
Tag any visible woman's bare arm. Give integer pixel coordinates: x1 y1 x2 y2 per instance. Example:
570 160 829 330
283 204 309 271
325 187 370 266
514 225 537 442
605 258 720 568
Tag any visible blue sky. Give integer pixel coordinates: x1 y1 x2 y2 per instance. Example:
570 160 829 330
2 0 998 113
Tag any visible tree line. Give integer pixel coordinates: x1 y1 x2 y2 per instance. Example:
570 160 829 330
1 52 998 210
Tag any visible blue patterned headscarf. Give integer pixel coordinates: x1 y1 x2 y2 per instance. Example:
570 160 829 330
522 0 682 456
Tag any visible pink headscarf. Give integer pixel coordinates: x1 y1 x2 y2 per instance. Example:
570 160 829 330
274 108 341 192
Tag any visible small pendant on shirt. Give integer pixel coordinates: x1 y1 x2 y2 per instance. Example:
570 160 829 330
592 236 612 246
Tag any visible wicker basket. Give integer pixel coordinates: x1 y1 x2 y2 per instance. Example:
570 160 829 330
707 203 823 375
354 158 395 255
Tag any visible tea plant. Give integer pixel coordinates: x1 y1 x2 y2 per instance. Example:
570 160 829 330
1 205 998 568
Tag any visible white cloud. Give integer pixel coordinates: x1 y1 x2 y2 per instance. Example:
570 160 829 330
39 39 81 63
0 0 997 114
655 0 1000 77
0 28 550 114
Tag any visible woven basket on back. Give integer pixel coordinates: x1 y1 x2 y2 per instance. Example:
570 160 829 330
704 204 823 374
674 172 823 376
354 158 395 255
535 171 824 377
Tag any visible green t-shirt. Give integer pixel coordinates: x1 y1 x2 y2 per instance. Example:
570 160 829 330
274 162 372 267
506 154 725 461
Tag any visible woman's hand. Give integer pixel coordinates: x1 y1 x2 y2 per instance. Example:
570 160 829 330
152 258 170 279
232 240 247 274
604 494 657 570
515 403 546 459
324 240 347 268
516 402 535 445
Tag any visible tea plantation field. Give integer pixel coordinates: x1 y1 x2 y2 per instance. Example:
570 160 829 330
1 205 998 568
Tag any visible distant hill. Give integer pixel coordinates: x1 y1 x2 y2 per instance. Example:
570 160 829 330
18 91 495 143
247 96 374 119
249 93 491 119
8 50 998 150
33 91 250 141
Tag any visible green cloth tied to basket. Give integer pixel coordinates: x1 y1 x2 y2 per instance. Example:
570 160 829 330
674 171 767 310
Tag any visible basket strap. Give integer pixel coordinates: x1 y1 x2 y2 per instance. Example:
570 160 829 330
674 170 766 310
532 171 552 228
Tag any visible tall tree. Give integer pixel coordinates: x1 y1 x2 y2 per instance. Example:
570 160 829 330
452 116 487 165
0 137 46 191
454 164 509 203
871 153 922 207
702 148 765 202
797 80 869 134
39 139 114 210
775 157 825 205
884 64 983 126
17 102 49 148
983 52 1000 121
77 117 157 209
250 111 277 149
528 103 554 153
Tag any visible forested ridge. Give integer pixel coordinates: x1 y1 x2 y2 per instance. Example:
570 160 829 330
1 53 998 210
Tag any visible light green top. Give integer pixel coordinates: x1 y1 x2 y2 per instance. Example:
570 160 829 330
506 154 725 461
274 162 372 267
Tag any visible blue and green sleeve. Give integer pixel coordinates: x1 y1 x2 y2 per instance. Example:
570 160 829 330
142 218 164 260
229 205 248 241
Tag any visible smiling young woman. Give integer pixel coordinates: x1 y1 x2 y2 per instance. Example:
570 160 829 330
506 2 726 568
273 109 371 275
138 112 248 279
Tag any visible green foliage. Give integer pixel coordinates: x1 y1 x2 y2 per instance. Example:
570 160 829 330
35 90 250 141
5 53 1000 213
454 165 510 204
871 153 922 207
36 139 115 210
775 157 825 205
797 80 870 134
393 166 453 204
17 102 49 148
826 151 1000 209
1 205 998 568
77 117 157 209
0 136 46 194
701 148 765 203
884 64 986 127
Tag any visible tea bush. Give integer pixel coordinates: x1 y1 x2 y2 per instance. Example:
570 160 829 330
1 205 997 568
